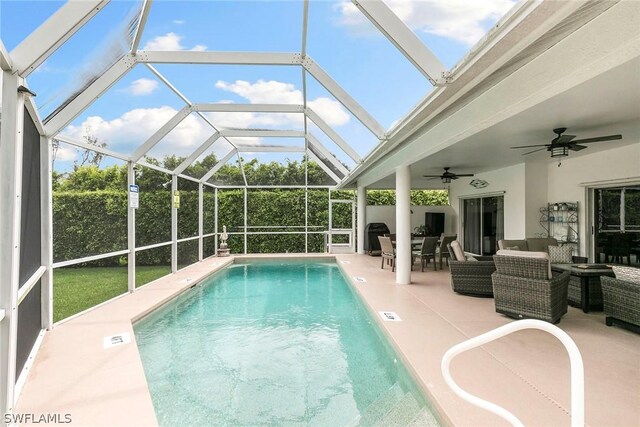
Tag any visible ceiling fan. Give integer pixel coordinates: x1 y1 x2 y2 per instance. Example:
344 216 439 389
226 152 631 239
511 127 622 162
423 167 474 184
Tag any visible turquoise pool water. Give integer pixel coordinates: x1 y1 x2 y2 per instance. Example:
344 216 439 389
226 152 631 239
134 261 440 426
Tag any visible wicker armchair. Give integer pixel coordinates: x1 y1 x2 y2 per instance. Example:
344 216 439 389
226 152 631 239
492 254 570 323
447 243 496 297
601 276 640 332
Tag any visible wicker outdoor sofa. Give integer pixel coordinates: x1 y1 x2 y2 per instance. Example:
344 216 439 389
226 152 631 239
447 242 496 297
601 268 640 333
492 252 571 323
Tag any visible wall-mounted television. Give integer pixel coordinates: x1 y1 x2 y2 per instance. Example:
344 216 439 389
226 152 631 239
424 212 445 237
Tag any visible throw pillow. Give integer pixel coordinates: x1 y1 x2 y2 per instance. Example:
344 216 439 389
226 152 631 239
548 245 572 263
612 266 640 285
465 255 479 262
504 246 520 251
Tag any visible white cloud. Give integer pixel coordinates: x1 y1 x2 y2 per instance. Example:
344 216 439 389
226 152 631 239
61 106 213 158
143 32 207 51
215 79 350 126
125 78 159 96
337 0 517 46
55 144 78 162
58 78 351 161
173 19 185 25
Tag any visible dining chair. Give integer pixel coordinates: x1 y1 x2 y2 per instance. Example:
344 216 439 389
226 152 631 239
412 236 439 272
438 234 457 269
378 236 396 272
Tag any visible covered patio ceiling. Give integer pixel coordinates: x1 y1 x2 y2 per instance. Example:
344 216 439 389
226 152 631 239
359 54 640 189
341 1 640 189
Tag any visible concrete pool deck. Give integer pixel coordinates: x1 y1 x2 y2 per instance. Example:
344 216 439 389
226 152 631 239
15 254 640 426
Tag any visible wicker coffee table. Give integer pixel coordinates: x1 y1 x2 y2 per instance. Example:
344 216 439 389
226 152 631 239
551 264 615 313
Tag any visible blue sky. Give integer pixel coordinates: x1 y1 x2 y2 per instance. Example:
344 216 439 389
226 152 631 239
1 0 516 174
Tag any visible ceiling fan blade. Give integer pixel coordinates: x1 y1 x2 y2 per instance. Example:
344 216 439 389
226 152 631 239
510 144 548 149
569 144 588 151
570 134 622 144
521 147 547 156
423 175 442 178
555 134 576 143
455 174 475 177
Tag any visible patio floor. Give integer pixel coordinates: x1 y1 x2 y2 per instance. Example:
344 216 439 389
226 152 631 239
15 254 640 426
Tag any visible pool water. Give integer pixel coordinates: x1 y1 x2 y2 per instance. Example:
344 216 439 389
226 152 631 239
134 261 440 426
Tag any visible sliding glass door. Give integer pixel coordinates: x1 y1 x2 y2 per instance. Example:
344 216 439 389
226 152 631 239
593 186 640 265
462 195 504 255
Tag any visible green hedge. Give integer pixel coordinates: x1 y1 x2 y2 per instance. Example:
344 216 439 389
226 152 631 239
53 188 447 264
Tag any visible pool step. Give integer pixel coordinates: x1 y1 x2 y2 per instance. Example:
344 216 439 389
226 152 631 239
375 392 422 427
352 383 404 426
407 408 440 427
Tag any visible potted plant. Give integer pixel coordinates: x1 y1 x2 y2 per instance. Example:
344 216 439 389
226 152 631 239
413 225 426 237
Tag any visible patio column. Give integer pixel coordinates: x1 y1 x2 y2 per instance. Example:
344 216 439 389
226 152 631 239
357 184 366 254
0 70 25 416
396 165 411 285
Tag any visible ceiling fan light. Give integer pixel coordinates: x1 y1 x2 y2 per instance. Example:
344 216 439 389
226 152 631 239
442 177 452 184
550 146 569 158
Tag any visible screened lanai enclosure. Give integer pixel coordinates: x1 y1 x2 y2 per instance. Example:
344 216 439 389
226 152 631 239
0 0 527 418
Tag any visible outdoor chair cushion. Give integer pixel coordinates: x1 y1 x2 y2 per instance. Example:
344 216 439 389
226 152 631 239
527 238 559 253
450 240 465 261
495 249 552 279
612 266 640 285
498 238 560 254
549 245 573 264
504 246 520 251
499 239 529 251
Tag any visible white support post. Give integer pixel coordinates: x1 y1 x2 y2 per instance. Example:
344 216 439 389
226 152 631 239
396 165 411 285
214 188 219 254
357 185 366 254
0 71 26 416
171 175 178 273
0 40 13 72
198 183 204 261
40 136 54 330
127 162 136 292
244 188 248 254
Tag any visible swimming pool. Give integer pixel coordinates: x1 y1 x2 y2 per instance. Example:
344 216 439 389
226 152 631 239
134 261 440 426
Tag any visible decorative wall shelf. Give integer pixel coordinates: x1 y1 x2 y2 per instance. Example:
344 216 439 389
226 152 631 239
540 202 579 255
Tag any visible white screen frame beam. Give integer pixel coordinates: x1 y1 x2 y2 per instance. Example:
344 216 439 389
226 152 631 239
137 50 302 66
173 132 221 175
10 0 110 77
306 133 349 176
305 108 361 163
43 53 136 136
352 0 447 85
303 58 385 138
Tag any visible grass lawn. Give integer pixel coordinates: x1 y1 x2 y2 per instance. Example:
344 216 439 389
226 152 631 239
53 265 171 322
